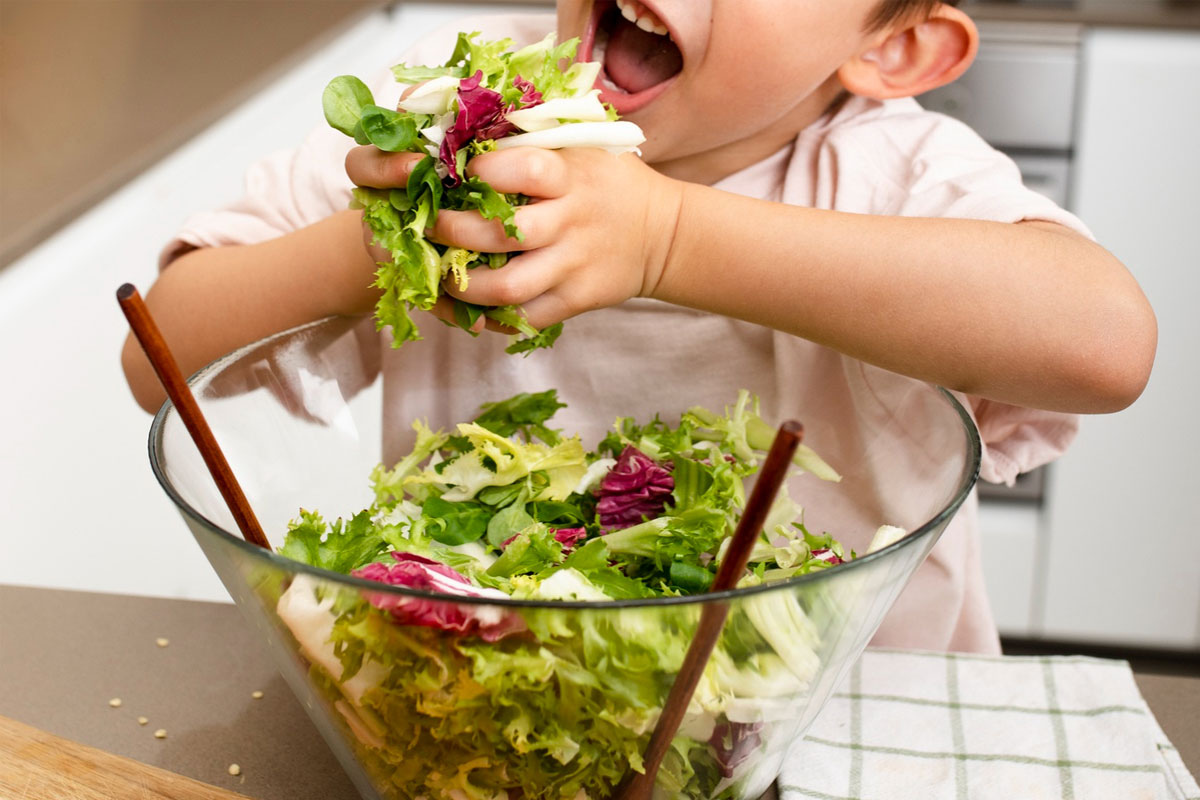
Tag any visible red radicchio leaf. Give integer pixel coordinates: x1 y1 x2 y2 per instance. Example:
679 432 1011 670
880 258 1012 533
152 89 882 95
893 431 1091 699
811 548 844 565
513 75 543 106
439 73 545 185
352 552 525 641
552 527 586 553
709 721 764 778
501 527 586 555
595 446 674 530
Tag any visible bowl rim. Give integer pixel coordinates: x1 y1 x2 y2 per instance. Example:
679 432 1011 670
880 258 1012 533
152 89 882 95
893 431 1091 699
148 318 982 610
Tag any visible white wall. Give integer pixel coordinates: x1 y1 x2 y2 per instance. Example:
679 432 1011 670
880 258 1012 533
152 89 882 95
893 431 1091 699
0 3 542 602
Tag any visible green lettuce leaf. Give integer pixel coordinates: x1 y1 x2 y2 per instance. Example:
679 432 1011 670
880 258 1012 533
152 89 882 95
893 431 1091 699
472 389 566 444
421 495 493 546
322 75 374 138
370 420 449 506
280 509 387 574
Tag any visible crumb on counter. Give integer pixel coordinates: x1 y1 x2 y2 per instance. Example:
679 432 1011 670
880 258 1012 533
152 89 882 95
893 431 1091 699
228 764 242 776
137 716 149 726
154 728 167 739
156 637 169 648
108 698 122 708
251 690 264 699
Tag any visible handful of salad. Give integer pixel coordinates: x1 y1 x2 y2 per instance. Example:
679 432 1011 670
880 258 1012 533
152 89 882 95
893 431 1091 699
275 391 901 800
323 33 644 354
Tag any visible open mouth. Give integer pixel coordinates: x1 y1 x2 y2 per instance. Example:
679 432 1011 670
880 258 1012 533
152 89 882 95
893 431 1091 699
583 0 683 114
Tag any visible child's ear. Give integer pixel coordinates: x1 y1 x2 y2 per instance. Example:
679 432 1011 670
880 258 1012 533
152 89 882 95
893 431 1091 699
837 5 979 99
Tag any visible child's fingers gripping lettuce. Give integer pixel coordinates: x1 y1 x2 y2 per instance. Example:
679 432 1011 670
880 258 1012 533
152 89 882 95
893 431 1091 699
323 33 644 354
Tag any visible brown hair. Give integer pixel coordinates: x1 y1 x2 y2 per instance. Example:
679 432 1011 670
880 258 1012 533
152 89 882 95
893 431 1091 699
865 0 961 32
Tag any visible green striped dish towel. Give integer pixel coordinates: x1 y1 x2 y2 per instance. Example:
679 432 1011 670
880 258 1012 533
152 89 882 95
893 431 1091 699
777 649 1198 800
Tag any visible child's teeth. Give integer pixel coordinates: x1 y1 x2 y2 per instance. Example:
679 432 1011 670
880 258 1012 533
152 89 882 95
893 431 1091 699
634 17 667 35
616 0 670 38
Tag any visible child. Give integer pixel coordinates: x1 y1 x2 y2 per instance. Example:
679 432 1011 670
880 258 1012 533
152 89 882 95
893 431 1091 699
122 0 1156 654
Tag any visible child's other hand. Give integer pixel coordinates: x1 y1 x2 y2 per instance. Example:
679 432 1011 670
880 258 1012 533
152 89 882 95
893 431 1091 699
343 147 425 271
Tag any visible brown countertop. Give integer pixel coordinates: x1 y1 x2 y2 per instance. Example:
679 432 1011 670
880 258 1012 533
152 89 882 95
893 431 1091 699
1 584 1195 798
0 586 348 800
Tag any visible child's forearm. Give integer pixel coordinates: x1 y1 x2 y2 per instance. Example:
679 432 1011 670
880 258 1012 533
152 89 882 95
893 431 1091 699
120 210 379 412
652 184 1156 413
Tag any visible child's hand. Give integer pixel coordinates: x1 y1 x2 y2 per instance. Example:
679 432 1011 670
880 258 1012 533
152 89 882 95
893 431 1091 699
344 145 682 334
433 148 682 331
343 147 426 278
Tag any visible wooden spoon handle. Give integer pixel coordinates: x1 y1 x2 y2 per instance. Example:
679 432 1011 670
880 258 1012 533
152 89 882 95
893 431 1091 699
118 284 270 550
615 421 804 799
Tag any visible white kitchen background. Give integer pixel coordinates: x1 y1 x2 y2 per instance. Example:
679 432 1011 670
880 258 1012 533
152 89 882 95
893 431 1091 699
1 3 1196 653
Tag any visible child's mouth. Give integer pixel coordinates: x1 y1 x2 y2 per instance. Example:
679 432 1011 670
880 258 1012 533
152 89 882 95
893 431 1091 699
584 0 683 114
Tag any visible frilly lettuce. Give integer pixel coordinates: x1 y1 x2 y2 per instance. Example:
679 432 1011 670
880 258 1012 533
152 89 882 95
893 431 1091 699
273 390 877 800
408 422 588 502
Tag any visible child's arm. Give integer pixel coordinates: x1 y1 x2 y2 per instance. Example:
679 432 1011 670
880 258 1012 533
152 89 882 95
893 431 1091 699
655 194 1155 414
402 146 1155 415
120 208 382 412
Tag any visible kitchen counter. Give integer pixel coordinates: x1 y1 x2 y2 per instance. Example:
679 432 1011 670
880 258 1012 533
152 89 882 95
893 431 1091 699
1 584 1195 798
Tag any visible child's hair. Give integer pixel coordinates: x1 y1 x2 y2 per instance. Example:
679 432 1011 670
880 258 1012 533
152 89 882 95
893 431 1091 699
866 0 962 31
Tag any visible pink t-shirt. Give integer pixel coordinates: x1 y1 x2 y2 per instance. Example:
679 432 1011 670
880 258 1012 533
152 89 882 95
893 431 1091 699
168 13 1088 654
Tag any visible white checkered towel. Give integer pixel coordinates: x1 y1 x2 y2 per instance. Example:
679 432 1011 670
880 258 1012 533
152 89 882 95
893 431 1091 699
778 649 1198 800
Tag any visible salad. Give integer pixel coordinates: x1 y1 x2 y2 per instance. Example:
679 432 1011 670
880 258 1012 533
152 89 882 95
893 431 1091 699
323 33 645 354
274 390 904 800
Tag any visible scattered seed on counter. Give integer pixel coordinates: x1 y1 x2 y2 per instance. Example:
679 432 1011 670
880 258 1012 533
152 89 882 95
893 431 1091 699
108 698 122 708
155 637 169 648
137 716 149 726
154 729 167 739
251 690 264 699
228 764 242 776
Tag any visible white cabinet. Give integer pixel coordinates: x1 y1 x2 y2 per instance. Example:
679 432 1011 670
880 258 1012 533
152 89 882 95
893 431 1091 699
1038 29 1200 649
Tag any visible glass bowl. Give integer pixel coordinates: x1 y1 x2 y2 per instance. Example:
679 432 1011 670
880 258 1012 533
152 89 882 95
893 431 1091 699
149 316 980 800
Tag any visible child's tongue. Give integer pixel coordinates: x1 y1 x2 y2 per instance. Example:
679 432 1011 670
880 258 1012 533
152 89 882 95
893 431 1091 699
604 16 682 95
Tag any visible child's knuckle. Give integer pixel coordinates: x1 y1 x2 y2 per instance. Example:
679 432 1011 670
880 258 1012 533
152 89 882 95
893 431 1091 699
522 151 557 193
512 212 541 244
436 213 466 243
489 274 526 306
389 154 413 185
344 147 368 183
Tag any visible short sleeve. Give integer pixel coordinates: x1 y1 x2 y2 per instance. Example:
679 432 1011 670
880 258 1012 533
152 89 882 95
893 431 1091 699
802 95 1093 237
895 111 1092 236
954 394 1078 485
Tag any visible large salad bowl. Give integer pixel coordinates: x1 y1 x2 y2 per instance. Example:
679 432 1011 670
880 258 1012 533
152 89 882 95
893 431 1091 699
149 316 980 800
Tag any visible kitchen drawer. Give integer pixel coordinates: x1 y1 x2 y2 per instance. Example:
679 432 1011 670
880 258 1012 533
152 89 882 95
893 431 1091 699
1009 152 1072 206
920 21 1082 150
979 501 1042 637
